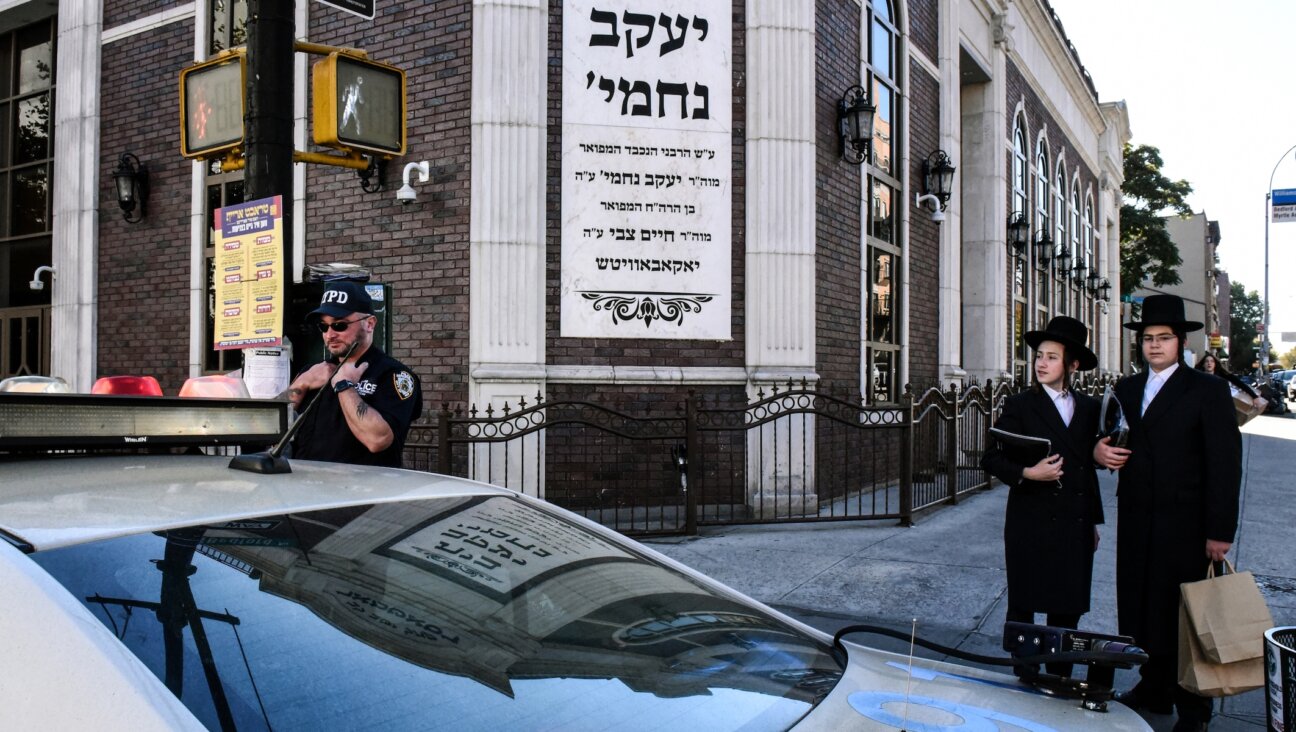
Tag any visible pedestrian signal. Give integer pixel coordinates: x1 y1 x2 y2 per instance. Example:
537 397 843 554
313 53 406 157
179 53 246 160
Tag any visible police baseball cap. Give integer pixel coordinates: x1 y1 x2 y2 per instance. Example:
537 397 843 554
307 281 374 320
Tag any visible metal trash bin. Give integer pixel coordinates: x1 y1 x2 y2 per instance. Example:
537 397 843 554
1267 626 1296 731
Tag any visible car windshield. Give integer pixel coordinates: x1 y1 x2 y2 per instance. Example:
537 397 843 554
32 495 842 731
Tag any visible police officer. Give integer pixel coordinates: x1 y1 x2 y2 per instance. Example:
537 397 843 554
287 281 421 467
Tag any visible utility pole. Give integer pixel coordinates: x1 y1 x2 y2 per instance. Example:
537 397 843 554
245 0 297 281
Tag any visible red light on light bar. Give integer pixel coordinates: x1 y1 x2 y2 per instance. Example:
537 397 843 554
91 375 164 396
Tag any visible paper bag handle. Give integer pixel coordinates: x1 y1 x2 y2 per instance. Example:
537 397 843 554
1205 559 1236 578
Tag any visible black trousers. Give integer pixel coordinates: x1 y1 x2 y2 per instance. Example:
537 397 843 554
1005 608 1083 677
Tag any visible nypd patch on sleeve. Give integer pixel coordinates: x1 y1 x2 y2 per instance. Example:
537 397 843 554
393 371 416 400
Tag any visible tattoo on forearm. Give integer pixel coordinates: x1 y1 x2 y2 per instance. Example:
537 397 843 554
355 401 369 419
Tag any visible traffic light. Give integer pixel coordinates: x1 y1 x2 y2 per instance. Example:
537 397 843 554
312 53 406 157
179 52 246 160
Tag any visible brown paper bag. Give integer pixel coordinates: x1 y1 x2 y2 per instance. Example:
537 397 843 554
1178 605 1264 697
1180 561 1274 664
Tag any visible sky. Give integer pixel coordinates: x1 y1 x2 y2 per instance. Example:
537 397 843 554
1048 0 1296 346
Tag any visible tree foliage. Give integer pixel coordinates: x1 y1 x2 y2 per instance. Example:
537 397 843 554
1278 345 1296 370
1228 281 1268 373
1120 144 1194 295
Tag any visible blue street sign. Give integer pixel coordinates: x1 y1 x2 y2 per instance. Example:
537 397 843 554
1273 188 1296 205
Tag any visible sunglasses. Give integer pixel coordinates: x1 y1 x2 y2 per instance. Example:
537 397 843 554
315 316 368 333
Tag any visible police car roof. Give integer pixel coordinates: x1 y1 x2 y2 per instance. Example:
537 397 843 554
0 455 507 552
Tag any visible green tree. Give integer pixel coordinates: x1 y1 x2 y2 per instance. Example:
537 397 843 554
1120 143 1194 295
1279 345 1296 370
1228 282 1267 373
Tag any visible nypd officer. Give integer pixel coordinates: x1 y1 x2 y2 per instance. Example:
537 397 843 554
287 281 422 467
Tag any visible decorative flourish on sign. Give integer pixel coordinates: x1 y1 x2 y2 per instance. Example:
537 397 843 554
580 291 713 327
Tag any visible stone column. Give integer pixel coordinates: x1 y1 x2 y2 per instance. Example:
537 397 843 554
936 0 965 385
744 0 817 515
51 2 103 391
959 13 1009 385
469 0 548 494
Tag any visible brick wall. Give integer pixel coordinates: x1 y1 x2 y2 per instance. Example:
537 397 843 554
907 64 941 390
815 0 863 394
907 0 939 64
304 1 473 411
97 20 195 387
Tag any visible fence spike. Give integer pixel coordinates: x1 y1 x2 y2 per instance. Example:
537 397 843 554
468 404 478 418
502 402 512 416
484 403 495 418
518 395 528 410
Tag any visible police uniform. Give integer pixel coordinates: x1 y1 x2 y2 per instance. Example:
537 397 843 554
290 345 422 467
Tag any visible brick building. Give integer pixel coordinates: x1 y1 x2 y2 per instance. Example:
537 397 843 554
8 0 1127 410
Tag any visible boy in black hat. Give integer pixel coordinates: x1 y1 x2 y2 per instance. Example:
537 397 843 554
982 316 1104 678
286 281 422 467
1095 294 1241 731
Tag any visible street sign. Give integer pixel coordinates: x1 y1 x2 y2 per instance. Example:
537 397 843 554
1120 294 1144 304
312 53 406 157
179 53 245 160
315 0 375 21
1272 187 1296 223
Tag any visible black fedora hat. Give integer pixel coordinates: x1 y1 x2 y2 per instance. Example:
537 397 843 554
1024 316 1098 371
1122 293 1203 333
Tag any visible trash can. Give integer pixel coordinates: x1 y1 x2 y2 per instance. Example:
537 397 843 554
1267 627 1296 732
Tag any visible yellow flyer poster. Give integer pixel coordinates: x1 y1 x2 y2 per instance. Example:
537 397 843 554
213 195 284 349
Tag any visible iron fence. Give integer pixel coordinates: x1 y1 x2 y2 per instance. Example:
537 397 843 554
403 375 1120 536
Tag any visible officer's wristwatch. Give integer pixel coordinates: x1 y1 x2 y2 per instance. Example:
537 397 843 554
333 379 357 394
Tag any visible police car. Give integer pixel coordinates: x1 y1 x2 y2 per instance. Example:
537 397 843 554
0 378 1151 730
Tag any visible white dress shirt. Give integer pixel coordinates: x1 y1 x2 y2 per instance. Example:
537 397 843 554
1043 383 1074 426
1142 362 1179 415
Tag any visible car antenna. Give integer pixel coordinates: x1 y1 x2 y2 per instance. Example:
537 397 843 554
229 339 359 474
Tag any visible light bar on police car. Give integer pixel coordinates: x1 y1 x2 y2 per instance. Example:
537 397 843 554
0 393 287 450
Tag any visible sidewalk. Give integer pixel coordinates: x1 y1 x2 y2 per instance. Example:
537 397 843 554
644 413 1296 731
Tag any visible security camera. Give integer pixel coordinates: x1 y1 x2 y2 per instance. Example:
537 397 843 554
395 161 430 205
29 279 43 291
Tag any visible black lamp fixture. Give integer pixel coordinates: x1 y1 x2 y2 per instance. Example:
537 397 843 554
1006 212 1030 258
1053 245 1072 277
920 149 956 210
1097 278 1112 302
837 85 876 165
1071 261 1088 284
112 153 149 224
1033 232 1053 266
1085 269 1102 294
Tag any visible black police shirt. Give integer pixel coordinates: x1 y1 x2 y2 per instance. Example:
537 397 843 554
290 346 422 467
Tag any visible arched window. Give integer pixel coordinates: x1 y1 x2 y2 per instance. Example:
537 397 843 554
1069 178 1081 288
863 0 900 403
1010 115 1028 383
1054 161 1067 311
1035 139 1051 319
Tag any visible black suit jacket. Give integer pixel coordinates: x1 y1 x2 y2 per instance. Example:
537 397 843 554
1113 364 1242 655
982 388 1103 614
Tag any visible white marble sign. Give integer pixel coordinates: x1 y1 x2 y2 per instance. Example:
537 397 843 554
561 0 732 339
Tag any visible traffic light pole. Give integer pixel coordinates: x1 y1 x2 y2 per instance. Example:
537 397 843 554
245 0 297 281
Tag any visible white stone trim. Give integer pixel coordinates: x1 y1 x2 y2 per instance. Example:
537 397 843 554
102 3 194 44
745 0 817 376
543 365 750 385
469 0 547 407
50 2 102 390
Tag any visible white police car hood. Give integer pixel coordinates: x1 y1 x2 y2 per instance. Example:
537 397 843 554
793 639 1150 731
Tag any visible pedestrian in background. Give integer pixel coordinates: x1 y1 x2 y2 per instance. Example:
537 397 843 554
982 316 1103 678
1095 294 1242 732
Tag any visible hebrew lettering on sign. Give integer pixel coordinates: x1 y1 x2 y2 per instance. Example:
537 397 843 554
562 0 731 339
